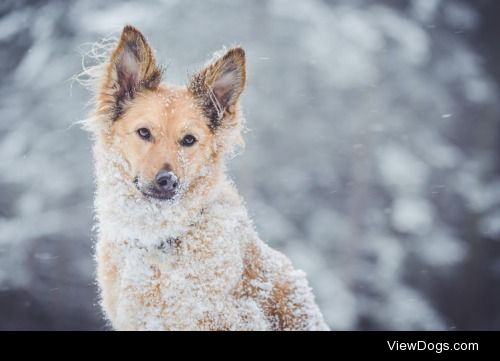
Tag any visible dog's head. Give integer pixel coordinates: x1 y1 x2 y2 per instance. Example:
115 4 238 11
92 25 246 201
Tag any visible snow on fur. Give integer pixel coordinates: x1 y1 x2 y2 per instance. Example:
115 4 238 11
93 142 328 330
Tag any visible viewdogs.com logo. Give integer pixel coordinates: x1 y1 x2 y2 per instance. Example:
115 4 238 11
387 340 479 353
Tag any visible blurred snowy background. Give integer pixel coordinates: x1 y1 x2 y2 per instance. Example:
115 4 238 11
1 0 499 330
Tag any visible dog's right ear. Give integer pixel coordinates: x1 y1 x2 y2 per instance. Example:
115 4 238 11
188 47 246 130
97 25 162 121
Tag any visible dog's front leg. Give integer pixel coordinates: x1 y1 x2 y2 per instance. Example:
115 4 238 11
96 238 121 326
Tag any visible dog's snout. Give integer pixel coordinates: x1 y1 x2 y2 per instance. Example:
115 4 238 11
155 169 178 191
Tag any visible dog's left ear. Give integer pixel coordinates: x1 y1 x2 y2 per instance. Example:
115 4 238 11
189 47 246 129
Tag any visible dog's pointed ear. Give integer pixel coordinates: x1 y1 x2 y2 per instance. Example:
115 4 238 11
189 47 246 129
98 25 162 120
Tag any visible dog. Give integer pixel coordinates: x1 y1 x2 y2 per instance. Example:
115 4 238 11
84 25 328 330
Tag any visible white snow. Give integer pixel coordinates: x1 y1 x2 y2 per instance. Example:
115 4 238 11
392 197 434 235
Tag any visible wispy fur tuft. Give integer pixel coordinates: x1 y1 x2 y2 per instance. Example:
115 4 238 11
73 36 117 134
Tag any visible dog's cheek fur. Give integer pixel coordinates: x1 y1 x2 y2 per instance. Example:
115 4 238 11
178 139 218 195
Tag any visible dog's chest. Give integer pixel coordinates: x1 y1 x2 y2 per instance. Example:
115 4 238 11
113 231 243 289
114 238 180 276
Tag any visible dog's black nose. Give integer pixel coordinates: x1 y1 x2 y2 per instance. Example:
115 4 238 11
155 170 178 191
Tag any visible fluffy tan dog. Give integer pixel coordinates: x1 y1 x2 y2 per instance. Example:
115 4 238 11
85 25 328 330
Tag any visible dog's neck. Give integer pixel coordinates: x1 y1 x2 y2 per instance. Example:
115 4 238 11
93 141 222 249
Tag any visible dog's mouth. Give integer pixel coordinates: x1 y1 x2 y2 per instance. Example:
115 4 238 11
133 177 178 201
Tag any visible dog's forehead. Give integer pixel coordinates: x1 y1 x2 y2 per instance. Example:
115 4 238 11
132 85 204 127
157 85 189 106
144 86 190 113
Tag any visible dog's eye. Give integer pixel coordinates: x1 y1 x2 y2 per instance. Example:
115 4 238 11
137 128 152 141
181 134 197 147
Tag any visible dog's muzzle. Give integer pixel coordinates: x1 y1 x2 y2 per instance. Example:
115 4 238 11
134 170 179 200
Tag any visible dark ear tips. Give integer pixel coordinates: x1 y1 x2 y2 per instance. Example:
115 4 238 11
229 47 246 65
122 24 142 36
119 25 148 56
114 25 151 67
224 47 246 65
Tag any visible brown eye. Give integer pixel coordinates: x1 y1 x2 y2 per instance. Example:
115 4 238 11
137 128 151 141
181 134 197 147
